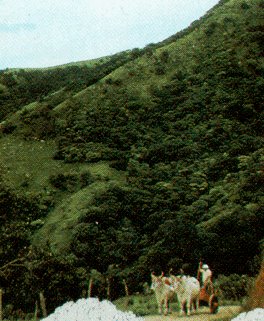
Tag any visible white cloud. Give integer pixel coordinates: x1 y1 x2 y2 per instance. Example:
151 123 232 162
0 0 220 69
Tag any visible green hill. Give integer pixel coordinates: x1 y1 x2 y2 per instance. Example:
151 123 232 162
0 0 263 313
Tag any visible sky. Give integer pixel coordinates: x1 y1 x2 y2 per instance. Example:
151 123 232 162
0 0 219 69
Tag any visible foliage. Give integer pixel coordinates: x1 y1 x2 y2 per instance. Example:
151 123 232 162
215 274 254 301
0 0 263 313
0 50 141 122
0 183 55 313
49 170 94 191
0 246 83 316
114 293 178 316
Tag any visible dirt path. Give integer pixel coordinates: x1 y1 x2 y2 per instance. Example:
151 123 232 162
144 305 241 321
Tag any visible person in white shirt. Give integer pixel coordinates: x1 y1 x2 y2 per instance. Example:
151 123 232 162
199 264 212 288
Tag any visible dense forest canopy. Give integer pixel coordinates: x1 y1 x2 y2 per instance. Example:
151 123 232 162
0 0 263 314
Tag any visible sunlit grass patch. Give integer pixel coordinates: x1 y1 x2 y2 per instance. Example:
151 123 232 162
114 293 179 316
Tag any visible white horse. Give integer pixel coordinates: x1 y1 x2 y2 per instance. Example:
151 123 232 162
150 273 175 315
170 275 200 316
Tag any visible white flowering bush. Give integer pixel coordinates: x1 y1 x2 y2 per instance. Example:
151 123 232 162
42 297 144 321
231 308 264 321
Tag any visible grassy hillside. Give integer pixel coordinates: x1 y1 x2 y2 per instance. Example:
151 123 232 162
0 0 263 314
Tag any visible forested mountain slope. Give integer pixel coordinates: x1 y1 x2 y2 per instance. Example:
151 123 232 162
0 0 263 313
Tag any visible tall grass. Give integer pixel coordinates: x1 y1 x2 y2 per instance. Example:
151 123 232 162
114 293 179 316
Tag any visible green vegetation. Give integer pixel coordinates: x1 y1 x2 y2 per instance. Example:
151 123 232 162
0 0 263 316
114 293 178 316
215 274 254 302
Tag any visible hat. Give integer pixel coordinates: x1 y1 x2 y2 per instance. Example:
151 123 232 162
202 264 209 269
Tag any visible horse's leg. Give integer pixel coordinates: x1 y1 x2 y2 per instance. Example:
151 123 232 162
164 297 168 316
192 299 196 312
179 302 185 316
168 298 171 314
156 295 162 315
186 299 191 316
192 298 198 314
158 301 162 315
196 296 200 312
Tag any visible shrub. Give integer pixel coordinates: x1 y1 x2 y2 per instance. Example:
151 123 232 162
80 171 94 187
110 159 128 171
241 2 250 10
49 173 78 191
215 274 254 301
160 50 170 63
49 171 94 191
